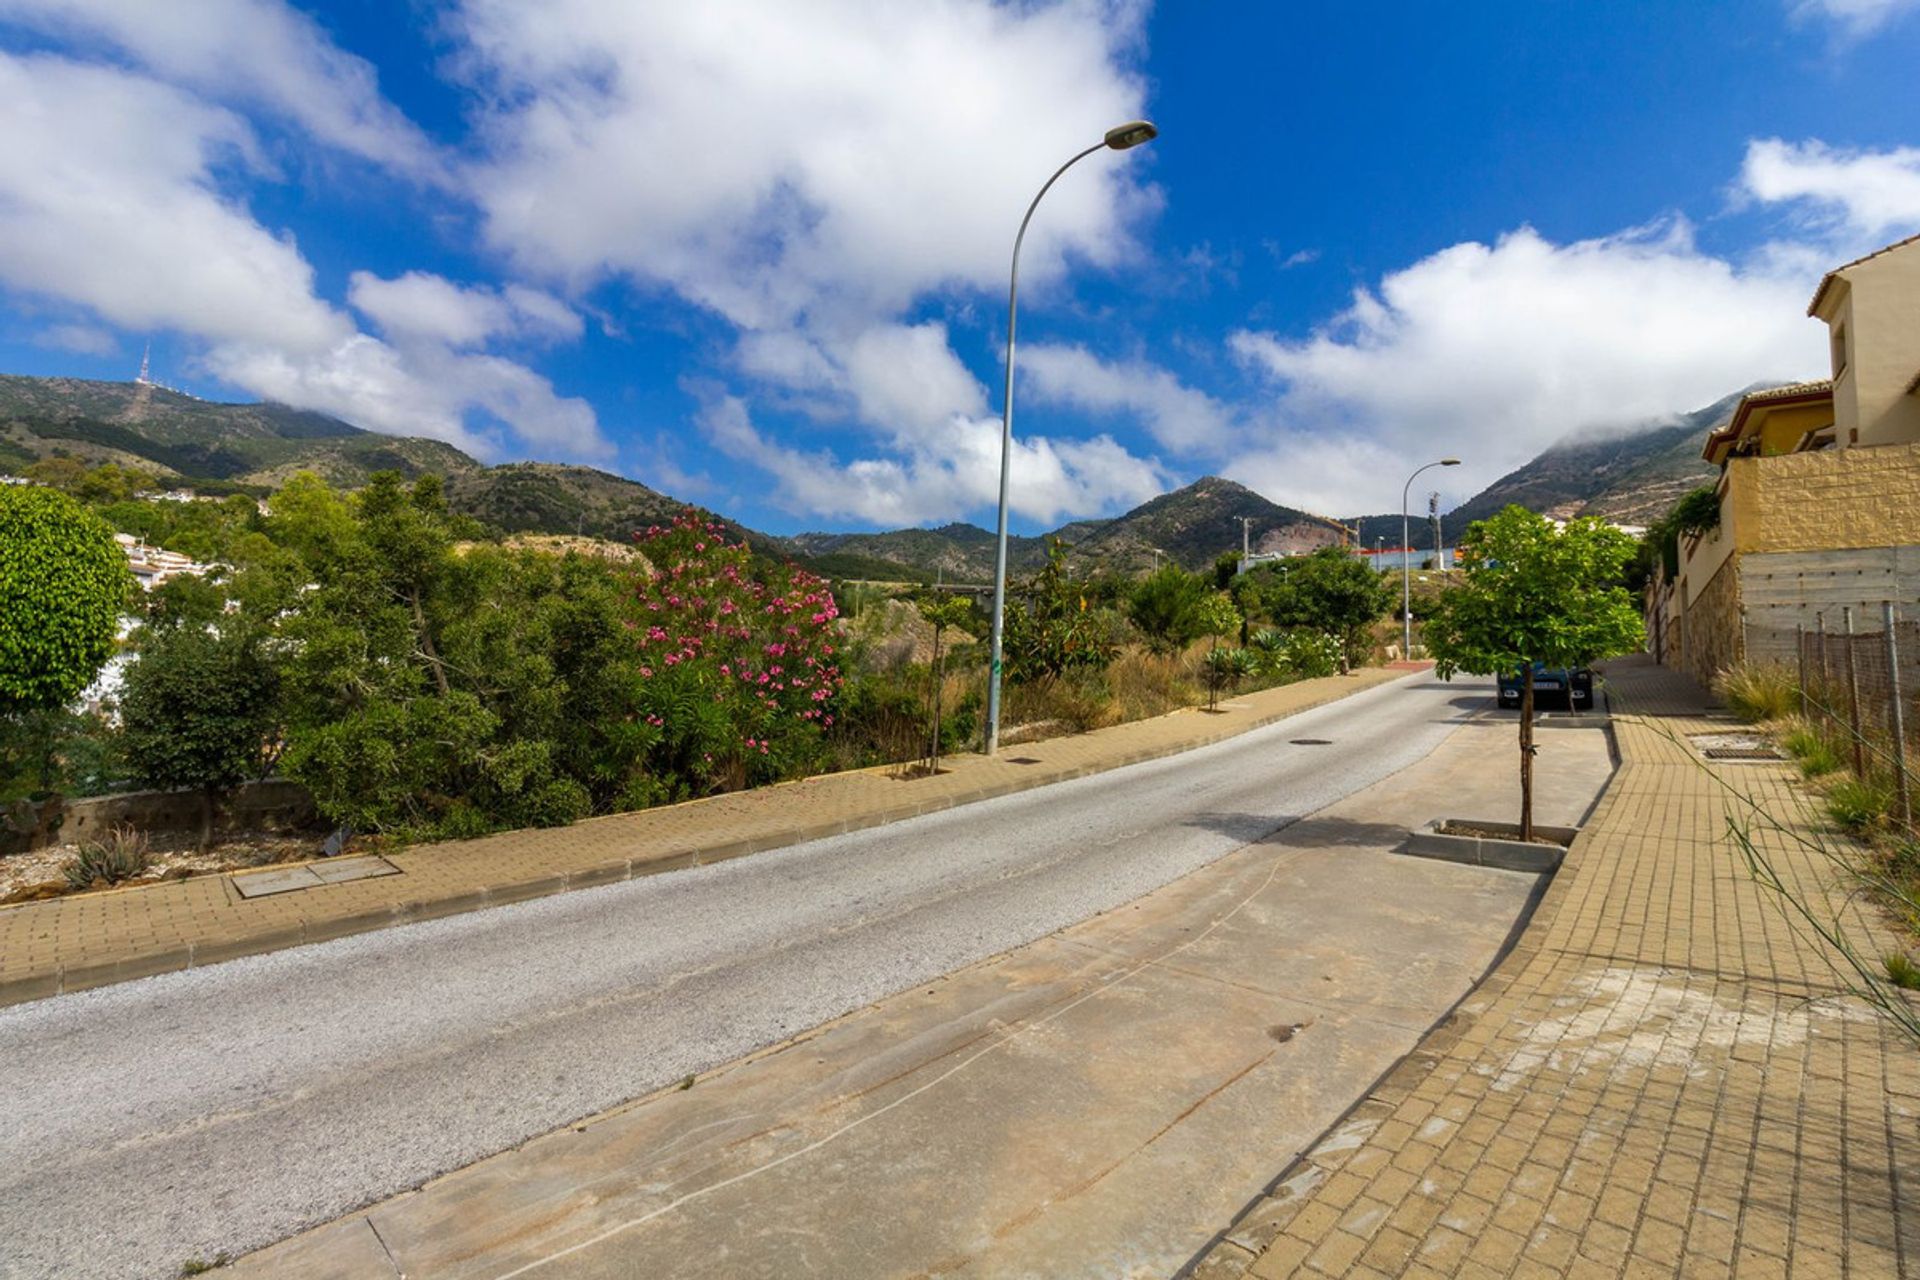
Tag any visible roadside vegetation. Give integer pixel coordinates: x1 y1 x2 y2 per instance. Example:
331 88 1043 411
1704 654 1920 1039
2 462 1403 889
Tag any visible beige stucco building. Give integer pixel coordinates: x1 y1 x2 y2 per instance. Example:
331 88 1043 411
1654 233 1920 684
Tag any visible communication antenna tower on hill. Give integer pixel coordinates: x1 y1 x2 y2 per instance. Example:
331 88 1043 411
129 342 197 399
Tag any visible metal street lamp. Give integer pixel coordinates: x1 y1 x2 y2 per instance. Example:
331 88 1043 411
985 120 1158 756
1402 458 1461 659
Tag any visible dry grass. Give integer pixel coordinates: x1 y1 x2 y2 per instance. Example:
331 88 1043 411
1715 661 1798 724
999 642 1302 741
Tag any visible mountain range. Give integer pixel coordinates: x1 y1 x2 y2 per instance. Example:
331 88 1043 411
0 373 1746 577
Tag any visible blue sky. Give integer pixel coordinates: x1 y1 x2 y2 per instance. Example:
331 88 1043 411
2 1 1918 534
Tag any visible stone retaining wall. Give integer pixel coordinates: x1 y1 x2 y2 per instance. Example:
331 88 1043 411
2 780 318 855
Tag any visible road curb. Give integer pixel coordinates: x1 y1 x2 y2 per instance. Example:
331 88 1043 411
1 668 1417 1007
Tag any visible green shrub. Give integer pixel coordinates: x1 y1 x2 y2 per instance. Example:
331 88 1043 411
0 484 131 719
62 825 151 890
1127 565 1208 654
1715 662 1797 723
1828 777 1893 834
1279 630 1341 680
1782 723 1844 778
1003 541 1116 682
1885 953 1920 991
525 778 591 827
1203 646 1255 708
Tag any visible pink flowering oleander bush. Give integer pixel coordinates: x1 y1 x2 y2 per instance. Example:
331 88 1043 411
630 511 844 798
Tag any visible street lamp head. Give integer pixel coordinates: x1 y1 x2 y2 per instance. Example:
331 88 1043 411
1104 120 1158 150
1440 457 1462 466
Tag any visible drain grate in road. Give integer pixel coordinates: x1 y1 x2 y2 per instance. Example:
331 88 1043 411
1005 756 1043 765
231 855 401 899
1290 738 1333 746
1703 746 1786 761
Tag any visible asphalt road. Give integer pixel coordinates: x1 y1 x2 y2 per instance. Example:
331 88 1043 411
0 673 1489 1280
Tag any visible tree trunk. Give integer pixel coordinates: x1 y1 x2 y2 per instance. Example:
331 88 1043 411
411 589 451 696
1208 635 1220 711
1519 666 1536 843
927 627 945 773
199 786 216 853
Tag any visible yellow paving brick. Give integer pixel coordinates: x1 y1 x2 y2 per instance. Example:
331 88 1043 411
1100 658 1920 1280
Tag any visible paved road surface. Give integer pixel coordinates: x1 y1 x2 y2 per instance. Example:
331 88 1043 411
3 673 1490 1279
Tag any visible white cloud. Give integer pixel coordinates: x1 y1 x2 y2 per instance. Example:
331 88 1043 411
456 0 1153 325
348 271 582 348
841 322 989 435
32 322 118 356
0 0 447 181
1018 343 1235 454
1791 0 1920 35
698 391 1165 528
447 0 1161 523
205 335 606 460
1740 138 1920 245
0 52 347 353
1228 220 1824 514
0 51 607 462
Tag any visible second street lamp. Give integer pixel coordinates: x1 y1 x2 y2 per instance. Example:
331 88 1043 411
984 120 1158 756
1402 457 1461 659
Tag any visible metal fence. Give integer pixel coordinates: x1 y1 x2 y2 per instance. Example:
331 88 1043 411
1774 604 1919 831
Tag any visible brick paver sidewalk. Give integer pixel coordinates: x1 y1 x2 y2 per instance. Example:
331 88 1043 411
0 667 1409 1007
1190 655 1920 1280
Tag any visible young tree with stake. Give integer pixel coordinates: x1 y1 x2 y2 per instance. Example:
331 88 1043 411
1424 507 1642 840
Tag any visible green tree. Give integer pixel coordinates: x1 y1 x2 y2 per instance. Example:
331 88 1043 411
1003 540 1115 682
1259 547 1392 673
119 619 283 849
1424 506 1643 839
918 594 975 772
1195 592 1242 711
0 485 129 722
274 476 633 835
22 457 86 492
1127 564 1208 654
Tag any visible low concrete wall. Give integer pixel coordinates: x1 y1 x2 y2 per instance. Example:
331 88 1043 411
1403 818 1576 873
2 780 318 855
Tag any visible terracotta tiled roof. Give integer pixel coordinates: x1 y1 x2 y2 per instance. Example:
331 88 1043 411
1808 231 1920 315
1740 378 1834 402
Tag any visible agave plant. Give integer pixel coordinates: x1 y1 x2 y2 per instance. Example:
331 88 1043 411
61 824 152 890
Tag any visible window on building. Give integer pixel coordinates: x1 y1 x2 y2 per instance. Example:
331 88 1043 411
1831 324 1849 378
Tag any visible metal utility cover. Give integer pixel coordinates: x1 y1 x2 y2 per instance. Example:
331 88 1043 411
232 856 400 898
1688 732 1784 763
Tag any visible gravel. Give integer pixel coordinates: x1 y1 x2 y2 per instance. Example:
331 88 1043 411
0 673 1486 1280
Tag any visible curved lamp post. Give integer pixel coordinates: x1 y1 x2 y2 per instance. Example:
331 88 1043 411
1402 457 1461 659
984 120 1158 756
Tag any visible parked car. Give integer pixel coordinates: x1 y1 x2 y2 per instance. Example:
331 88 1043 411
1497 663 1594 710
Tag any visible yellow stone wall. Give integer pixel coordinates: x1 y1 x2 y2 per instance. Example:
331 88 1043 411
1681 555 1743 686
1727 440 1920 555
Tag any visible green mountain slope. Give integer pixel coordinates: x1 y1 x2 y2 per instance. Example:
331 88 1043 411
0 375 478 488
1073 475 1348 570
